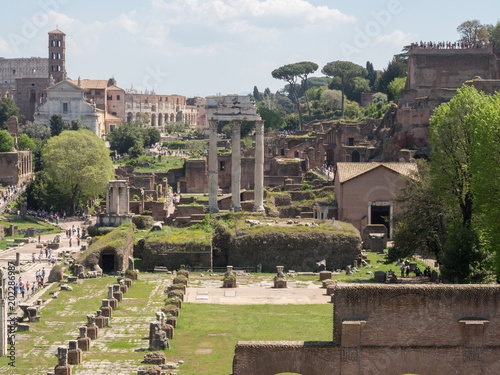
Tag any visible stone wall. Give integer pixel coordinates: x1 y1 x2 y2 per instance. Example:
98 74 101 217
0 151 33 185
232 284 500 375
142 242 212 271
226 229 360 272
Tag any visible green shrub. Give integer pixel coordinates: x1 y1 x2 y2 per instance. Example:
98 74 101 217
87 226 115 237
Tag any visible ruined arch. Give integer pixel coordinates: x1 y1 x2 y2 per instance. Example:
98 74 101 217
170 113 175 122
351 150 360 162
158 113 163 127
151 113 156 127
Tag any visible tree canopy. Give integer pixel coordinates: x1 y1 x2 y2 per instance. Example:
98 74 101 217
107 122 144 156
42 130 114 213
0 96 22 129
17 133 36 151
20 121 51 140
0 130 14 152
457 19 489 44
321 61 367 117
50 114 69 137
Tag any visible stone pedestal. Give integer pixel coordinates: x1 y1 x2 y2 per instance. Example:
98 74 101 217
87 326 99 340
273 266 287 288
55 346 72 375
163 324 174 339
67 341 82 365
113 291 123 302
124 278 132 287
95 311 106 329
166 316 177 328
120 284 128 294
101 306 112 318
54 366 72 375
77 337 90 351
107 298 117 309
319 271 332 281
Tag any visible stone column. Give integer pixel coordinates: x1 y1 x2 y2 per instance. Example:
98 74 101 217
231 120 242 212
105 184 110 214
253 120 265 212
208 120 219 212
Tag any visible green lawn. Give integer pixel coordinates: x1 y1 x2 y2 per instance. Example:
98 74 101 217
0 216 61 250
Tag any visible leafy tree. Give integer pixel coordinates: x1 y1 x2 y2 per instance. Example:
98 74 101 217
107 121 144 155
17 133 36 151
70 119 82 131
20 121 51 140
0 96 22 129
253 86 262 101
296 61 319 119
378 55 407 96
387 77 407 102
50 114 69 137
257 107 286 131
457 19 489 44
392 160 450 262
0 130 14 152
272 62 317 129
429 85 498 282
366 61 378 90
319 90 342 115
43 130 114 213
488 20 500 48
321 61 367 117
440 221 494 283
263 87 271 97
372 92 388 104
141 127 161 147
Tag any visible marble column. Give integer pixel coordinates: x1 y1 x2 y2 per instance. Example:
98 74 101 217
231 120 242 212
208 120 219 212
253 120 265 212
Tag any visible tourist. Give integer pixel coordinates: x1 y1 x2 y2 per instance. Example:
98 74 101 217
400 265 405 277
14 283 18 298
32 253 36 263
406 267 410 277
69 238 72 247
20 284 25 299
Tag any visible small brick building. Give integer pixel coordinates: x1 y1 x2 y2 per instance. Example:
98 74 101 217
0 151 33 185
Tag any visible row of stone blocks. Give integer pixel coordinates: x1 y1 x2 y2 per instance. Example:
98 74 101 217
147 270 189 357
49 277 133 375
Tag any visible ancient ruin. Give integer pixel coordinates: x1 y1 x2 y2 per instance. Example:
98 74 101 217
232 284 500 375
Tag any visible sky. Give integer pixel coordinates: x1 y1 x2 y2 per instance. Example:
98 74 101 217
0 0 498 97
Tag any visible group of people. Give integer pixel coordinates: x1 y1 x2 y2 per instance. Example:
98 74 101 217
13 271 45 301
0 183 23 208
413 40 491 50
398 264 433 278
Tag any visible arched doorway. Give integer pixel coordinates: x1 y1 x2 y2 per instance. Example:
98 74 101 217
151 113 156 127
127 112 133 122
351 150 360 162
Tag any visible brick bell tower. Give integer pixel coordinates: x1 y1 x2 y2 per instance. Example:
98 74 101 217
48 28 66 83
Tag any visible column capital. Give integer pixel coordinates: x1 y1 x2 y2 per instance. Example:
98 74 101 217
255 120 264 133
208 120 218 129
231 120 242 129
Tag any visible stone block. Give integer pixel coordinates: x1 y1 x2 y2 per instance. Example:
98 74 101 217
87 326 99 340
95 316 106 329
109 299 118 309
124 278 132 287
144 351 166 365
67 349 82 365
326 286 336 296
17 323 30 331
54 366 72 375
274 279 287 288
77 337 90 351
120 284 128 294
223 279 237 288
319 271 332 281
373 271 387 283
101 306 112 318
113 291 123 302
166 316 177 328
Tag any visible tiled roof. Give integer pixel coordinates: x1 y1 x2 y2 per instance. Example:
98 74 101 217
69 79 108 90
48 29 65 35
107 86 124 92
336 162 418 184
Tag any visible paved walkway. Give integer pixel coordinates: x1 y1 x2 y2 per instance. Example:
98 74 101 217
0 218 85 307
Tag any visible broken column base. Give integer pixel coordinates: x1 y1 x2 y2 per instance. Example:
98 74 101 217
101 306 112 318
54 365 72 375
67 349 82 365
120 284 128 294
77 337 91 351
87 326 99 340
124 278 132 287
166 316 177 328
109 298 118 309
113 291 123 302
95 316 106 328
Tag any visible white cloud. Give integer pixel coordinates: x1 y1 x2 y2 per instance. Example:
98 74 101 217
112 11 139 34
376 30 415 46
0 36 13 54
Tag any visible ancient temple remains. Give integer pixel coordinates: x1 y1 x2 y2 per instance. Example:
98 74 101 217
206 95 265 212
97 180 133 226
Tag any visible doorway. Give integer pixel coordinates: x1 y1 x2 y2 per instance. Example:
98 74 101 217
370 205 391 237
101 253 115 272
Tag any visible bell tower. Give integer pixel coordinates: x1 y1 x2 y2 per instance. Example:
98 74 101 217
48 29 66 84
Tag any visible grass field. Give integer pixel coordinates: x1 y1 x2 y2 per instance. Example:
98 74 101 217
0 216 61 250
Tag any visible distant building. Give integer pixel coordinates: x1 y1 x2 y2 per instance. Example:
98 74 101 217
34 80 105 136
0 29 67 122
334 162 417 239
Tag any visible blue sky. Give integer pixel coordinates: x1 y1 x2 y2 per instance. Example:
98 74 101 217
0 0 498 97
